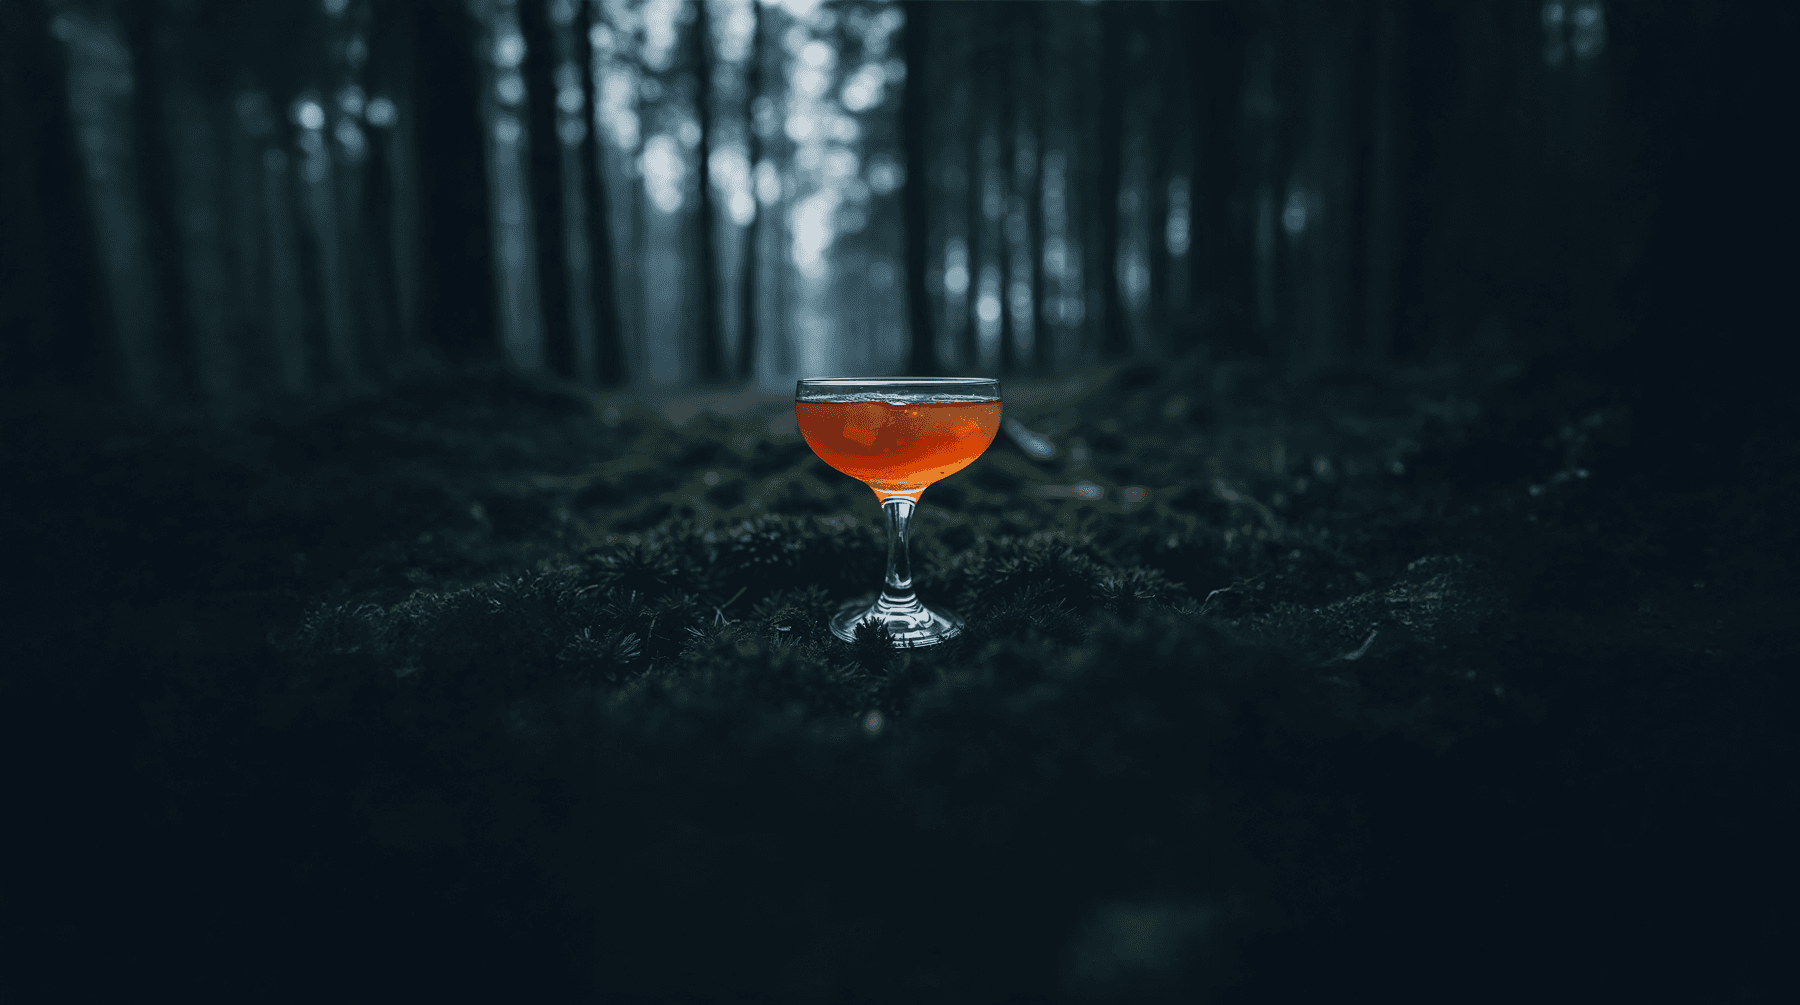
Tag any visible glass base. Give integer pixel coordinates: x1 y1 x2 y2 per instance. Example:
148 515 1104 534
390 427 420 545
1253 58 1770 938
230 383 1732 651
829 595 964 648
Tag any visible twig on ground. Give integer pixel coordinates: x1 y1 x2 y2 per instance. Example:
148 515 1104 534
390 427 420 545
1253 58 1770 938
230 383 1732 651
713 586 749 626
1197 573 1268 617
1329 628 1380 664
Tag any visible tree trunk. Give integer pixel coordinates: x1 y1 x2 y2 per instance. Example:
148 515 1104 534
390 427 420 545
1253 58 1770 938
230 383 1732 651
1026 4 1047 373
1096 0 1127 359
519 0 572 378
962 23 983 371
1286 0 1357 379
737 0 764 382
1147 4 1183 358
693 0 724 382
1360 0 1400 365
574 0 625 386
120 0 199 398
901 0 936 376
1190 0 1251 356
368 0 419 368
996 8 1016 374
413 0 495 365
0 0 109 391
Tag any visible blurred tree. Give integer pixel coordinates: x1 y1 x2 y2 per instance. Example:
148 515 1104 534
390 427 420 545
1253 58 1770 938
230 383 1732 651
1146 0 1185 358
737 0 764 381
692 0 724 382
1359 0 1400 365
119 0 200 397
575 0 625 385
996 3 1018 373
961 8 986 371
519 0 575 378
902 0 936 376
1096 0 1128 359
1187 0 1251 357
0 0 108 394
1283 0 1359 378
414 0 496 366
1023 5 1047 373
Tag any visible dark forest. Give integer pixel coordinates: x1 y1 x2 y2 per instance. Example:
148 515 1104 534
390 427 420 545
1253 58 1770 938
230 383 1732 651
1 1 1792 1000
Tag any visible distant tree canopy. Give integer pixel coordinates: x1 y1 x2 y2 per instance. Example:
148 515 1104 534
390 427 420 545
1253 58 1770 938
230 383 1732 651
0 0 1728 409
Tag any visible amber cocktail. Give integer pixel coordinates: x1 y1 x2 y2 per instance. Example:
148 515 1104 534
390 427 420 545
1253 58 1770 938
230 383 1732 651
796 378 1003 647
796 399 1002 498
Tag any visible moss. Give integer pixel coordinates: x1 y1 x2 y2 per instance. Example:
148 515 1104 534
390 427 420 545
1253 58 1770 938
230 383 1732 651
6 357 1790 1001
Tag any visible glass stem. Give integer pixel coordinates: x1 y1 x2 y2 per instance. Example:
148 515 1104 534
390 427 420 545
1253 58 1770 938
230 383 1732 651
878 497 921 614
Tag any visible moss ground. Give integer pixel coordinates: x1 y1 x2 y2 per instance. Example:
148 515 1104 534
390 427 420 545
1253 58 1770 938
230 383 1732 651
4 354 1790 1001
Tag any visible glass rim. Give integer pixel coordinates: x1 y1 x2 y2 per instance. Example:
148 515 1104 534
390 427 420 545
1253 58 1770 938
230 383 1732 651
796 376 999 387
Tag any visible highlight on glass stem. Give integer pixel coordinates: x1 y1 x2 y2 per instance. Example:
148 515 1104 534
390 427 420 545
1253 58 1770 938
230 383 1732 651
796 377 1003 647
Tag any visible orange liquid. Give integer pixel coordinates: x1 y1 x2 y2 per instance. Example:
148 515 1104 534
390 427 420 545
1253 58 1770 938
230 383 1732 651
797 398 1002 496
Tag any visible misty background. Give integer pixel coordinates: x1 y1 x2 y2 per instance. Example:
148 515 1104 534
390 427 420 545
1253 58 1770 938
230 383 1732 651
8 0 1772 422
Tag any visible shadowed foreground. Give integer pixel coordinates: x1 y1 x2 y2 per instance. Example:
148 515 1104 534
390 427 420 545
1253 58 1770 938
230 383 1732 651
4 353 1790 1001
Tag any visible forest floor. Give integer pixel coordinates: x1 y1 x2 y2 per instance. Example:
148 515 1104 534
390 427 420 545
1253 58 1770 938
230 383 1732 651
4 351 1792 1002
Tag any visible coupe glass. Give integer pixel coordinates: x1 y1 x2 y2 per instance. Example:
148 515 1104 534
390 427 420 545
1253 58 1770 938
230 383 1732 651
796 377 1003 647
